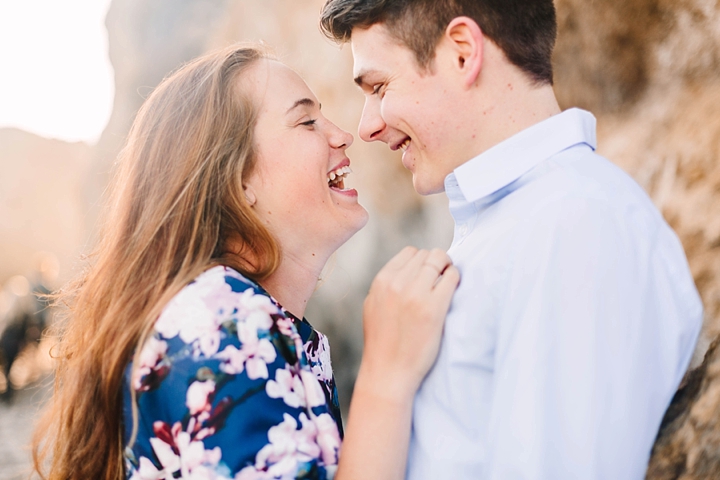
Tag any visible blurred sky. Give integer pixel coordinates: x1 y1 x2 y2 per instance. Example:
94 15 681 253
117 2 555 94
0 0 114 144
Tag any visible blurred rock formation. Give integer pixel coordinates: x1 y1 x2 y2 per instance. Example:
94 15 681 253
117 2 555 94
0 128 90 283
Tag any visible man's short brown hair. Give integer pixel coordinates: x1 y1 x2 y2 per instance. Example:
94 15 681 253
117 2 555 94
320 0 557 85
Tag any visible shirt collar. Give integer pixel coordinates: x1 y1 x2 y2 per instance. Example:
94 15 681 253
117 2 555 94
444 108 597 204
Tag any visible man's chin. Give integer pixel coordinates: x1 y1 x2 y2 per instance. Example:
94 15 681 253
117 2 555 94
412 174 445 196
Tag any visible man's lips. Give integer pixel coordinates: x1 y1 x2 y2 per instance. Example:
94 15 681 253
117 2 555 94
390 136 411 151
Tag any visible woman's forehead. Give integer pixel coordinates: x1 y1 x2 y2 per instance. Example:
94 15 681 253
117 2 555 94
246 59 318 115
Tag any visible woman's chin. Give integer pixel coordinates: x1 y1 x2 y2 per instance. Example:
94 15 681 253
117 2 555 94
329 207 370 252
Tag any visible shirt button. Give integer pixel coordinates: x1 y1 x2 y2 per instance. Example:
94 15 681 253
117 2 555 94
459 224 469 236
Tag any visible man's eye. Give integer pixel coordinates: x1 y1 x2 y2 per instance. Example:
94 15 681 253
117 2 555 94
300 119 317 127
372 84 383 95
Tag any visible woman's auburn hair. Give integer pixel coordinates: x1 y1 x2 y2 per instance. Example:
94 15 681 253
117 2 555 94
32 44 278 480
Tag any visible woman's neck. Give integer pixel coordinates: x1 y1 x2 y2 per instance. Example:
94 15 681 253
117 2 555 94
258 249 327 319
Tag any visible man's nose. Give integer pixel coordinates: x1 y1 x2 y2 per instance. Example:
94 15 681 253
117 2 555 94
358 98 385 143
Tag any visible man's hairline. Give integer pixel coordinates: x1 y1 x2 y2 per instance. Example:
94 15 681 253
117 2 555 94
343 17 554 87
348 22 440 82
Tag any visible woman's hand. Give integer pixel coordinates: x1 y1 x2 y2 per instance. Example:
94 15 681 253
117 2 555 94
336 247 459 480
361 246 460 397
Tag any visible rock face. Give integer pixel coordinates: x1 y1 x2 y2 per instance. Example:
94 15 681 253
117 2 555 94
648 338 720 479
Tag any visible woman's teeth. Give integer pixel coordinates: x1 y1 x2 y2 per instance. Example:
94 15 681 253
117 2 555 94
399 138 410 151
328 166 352 188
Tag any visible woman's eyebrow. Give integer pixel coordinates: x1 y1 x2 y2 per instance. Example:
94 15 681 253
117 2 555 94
286 98 319 114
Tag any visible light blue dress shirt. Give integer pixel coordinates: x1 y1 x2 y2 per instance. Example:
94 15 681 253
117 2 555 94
406 108 703 480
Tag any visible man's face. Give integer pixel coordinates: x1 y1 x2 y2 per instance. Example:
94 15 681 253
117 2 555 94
351 24 467 195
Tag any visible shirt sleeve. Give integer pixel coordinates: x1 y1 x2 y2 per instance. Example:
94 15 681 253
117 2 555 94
124 273 341 480
485 197 702 480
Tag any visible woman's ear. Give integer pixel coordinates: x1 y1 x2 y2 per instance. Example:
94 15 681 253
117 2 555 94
243 185 257 206
444 16 484 88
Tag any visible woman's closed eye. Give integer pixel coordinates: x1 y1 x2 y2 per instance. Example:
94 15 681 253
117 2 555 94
300 119 317 128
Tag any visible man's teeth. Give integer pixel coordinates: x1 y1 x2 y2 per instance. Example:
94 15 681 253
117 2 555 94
328 166 352 184
399 138 410 151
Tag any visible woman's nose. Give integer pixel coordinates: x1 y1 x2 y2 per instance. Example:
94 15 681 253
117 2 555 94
329 122 354 150
358 98 385 143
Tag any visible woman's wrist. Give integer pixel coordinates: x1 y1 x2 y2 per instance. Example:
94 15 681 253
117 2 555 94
353 360 419 408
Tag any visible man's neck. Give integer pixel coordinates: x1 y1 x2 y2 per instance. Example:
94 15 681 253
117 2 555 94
456 42 562 166
470 85 561 162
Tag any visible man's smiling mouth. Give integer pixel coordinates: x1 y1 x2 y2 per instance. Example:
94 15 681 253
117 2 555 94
392 136 411 152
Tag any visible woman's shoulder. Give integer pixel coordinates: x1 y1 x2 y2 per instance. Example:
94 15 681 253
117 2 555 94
131 265 301 392
153 266 285 352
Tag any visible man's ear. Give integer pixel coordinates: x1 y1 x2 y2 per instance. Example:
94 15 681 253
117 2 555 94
444 16 484 88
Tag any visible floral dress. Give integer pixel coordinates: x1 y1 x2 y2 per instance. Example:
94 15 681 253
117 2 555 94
122 266 343 479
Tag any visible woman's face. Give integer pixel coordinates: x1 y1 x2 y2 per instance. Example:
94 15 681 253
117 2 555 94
243 60 369 262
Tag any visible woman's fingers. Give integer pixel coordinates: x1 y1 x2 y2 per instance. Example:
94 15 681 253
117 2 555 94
431 265 460 313
377 246 419 275
361 248 460 396
415 248 453 287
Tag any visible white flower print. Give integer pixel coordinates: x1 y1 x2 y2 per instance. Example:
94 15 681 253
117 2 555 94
305 334 334 385
266 367 305 409
300 370 326 408
136 421 228 480
313 413 341 466
154 267 282 359
186 380 215 416
236 413 321 478
265 365 326 409
215 338 277 380
132 336 168 391
155 270 231 357
128 456 165 480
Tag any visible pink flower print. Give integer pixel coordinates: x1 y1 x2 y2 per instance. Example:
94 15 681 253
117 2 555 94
266 366 326 409
132 336 169 391
313 413 341 465
215 338 276 380
275 316 296 338
236 289 278 326
305 334 333 385
146 421 226 479
129 456 165 480
300 370 326 408
155 278 225 357
266 366 306 408
238 413 324 478
186 380 215 416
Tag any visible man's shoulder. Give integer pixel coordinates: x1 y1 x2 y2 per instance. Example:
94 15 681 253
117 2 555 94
507 147 661 227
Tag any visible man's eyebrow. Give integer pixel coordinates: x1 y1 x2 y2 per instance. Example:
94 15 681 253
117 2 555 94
286 98 318 114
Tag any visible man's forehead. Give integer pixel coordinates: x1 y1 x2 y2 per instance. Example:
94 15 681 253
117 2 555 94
350 24 399 80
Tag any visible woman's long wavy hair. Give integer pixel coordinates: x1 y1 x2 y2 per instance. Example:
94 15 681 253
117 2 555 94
31 44 279 480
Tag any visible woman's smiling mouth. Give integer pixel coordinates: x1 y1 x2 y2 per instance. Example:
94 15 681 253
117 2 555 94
328 165 352 189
